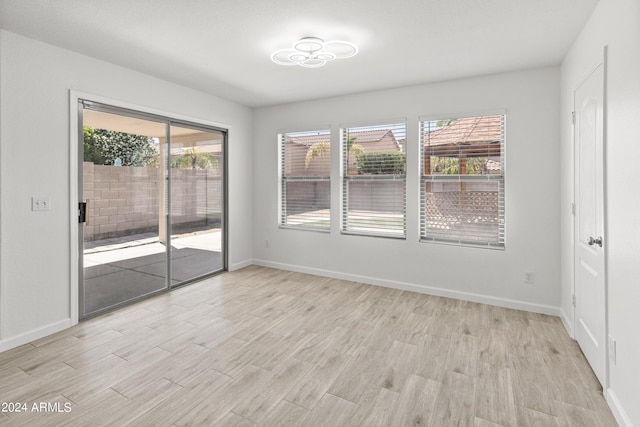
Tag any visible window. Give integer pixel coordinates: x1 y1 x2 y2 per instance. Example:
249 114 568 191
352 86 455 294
279 129 331 230
420 114 505 247
341 122 406 238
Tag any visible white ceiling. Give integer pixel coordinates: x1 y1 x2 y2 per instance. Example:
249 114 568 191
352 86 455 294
0 0 598 108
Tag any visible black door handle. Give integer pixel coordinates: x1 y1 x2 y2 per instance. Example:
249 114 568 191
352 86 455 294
79 201 87 224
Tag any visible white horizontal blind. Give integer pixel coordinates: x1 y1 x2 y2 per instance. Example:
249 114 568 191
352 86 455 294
280 129 331 230
342 122 406 238
420 115 505 247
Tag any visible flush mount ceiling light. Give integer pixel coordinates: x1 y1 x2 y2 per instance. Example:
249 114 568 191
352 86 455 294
271 37 358 68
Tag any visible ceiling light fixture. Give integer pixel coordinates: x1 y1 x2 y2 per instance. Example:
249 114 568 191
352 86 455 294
271 37 358 68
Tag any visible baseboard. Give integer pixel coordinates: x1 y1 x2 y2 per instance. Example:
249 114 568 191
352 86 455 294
253 259 560 316
606 388 634 427
229 259 253 271
0 319 71 353
560 307 574 338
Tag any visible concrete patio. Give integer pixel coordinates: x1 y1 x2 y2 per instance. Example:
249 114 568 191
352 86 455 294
82 230 223 315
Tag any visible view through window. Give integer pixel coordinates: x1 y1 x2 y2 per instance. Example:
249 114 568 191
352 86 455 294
279 129 331 230
341 122 407 238
420 114 505 247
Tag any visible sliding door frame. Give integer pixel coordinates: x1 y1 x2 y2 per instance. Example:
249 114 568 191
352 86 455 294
167 120 228 289
70 91 228 323
78 100 172 319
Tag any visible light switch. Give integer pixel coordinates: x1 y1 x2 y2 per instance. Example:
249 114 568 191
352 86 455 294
32 196 50 211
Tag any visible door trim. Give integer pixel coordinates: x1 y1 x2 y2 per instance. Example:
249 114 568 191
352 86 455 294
69 90 231 325
571 46 608 387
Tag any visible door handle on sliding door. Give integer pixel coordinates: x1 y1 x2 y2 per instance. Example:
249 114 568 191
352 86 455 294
79 201 88 224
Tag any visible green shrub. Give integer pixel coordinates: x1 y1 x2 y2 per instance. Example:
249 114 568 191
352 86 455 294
356 152 406 174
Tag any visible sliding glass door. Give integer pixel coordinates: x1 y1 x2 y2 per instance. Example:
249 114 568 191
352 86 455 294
169 125 225 284
79 101 226 318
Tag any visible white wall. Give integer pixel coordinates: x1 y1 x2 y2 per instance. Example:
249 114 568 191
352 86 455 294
560 0 640 425
253 67 561 314
0 31 253 350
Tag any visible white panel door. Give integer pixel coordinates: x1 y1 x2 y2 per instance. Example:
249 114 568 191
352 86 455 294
574 62 606 386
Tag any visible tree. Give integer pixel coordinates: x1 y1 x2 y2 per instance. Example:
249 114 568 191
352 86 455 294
356 152 406 174
83 127 105 165
170 147 218 170
346 136 364 158
436 119 455 127
305 141 330 168
83 127 157 166
304 136 364 170
431 156 484 174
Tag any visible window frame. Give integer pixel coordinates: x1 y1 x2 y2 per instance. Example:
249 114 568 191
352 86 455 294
278 128 332 232
340 120 407 239
419 112 506 249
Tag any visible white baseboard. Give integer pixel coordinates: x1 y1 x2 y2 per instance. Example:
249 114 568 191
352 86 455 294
560 308 574 338
229 258 253 271
0 319 71 353
606 388 634 427
253 259 560 316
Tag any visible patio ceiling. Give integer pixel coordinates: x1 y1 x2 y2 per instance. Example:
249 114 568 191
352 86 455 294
83 109 223 151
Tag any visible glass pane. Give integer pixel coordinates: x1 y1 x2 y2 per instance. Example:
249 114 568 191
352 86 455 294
342 122 406 237
282 179 330 229
344 178 406 236
82 109 167 317
169 125 224 285
343 123 406 176
283 130 331 178
423 180 503 245
281 129 331 230
422 115 503 176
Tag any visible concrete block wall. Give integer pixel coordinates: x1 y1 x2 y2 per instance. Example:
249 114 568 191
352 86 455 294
83 163 222 241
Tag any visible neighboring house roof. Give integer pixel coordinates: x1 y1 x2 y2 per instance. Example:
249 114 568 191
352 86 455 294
286 129 401 152
424 115 502 157
344 129 396 145
284 133 331 147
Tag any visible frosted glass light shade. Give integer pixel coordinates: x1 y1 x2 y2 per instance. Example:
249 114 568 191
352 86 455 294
271 37 358 68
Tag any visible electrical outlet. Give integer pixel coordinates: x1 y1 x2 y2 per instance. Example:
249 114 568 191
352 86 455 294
524 272 535 284
31 196 50 211
608 335 616 364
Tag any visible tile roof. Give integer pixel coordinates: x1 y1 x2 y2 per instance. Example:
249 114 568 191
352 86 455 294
345 129 394 143
426 115 502 146
285 133 331 146
423 115 503 159
286 129 393 146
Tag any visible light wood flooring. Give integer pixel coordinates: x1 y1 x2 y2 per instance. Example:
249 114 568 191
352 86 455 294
0 266 618 426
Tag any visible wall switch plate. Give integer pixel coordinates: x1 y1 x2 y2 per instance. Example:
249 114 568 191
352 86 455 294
524 272 535 284
32 196 50 211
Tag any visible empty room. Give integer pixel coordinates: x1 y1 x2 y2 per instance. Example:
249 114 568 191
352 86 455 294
0 0 638 426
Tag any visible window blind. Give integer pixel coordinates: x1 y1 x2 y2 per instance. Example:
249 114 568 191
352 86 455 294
341 122 406 238
279 129 331 230
420 114 505 248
